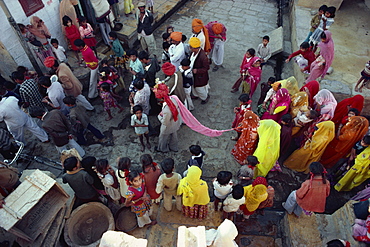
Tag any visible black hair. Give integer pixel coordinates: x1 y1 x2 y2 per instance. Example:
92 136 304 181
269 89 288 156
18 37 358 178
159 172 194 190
268 77 276 83
309 110 319 120
53 59 59 68
363 135 370 145
96 159 109 174
17 23 26 31
281 114 292 124
99 67 110 80
81 156 96 170
4 81 16 91
78 16 86 23
117 157 131 178
162 33 170 40
326 239 344 247
101 59 109 66
16 66 28 74
246 156 259 166
109 31 117 39
28 106 46 118
64 156 78 171
320 32 327 39
100 82 111 92
74 39 85 47
161 158 175 174
132 105 143 114
348 108 360 116
50 38 59 45
247 48 255 56
216 171 232 186
309 162 327 184
63 95 76 105
180 58 191 66
232 184 244 200
133 78 144 90
319 5 328 12
182 34 187 42
326 6 336 18
162 42 171 50
262 35 270 41
300 42 310 49
126 49 138 57
38 76 52 87
11 71 24 81
238 93 250 103
141 154 156 172
138 50 149 60
166 26 174 33
62 15 73 27
189 144 202 156
127 170 141 183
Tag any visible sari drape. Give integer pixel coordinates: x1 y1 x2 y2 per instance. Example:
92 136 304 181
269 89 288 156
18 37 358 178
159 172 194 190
261 88 291 122
280 76 299 95
331 95 364 129
290 92 309 118
313 89 337 117
300 80 320 108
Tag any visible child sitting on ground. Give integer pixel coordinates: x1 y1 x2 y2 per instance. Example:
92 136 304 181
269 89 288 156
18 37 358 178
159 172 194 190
125 170 157 227
179 58 194 111
131 105 150 152
285 42 315 73
222 184 245 220
141 154 162 203
237 156 259 186
155 158 182 211
231 93 252 141
213 171 233 211
95 159 121 202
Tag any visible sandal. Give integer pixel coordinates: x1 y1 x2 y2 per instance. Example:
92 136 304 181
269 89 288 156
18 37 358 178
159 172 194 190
231 136 238 141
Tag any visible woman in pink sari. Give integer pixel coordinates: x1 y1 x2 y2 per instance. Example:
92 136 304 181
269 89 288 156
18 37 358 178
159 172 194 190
261 88 291 122
231 48 258 93
242 59 262 97
313 89 337 118
305 30 334 83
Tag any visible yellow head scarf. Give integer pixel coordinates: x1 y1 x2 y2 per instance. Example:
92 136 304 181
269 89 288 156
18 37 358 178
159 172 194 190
177 166 210 207
280 76 299 95
244 184 268 212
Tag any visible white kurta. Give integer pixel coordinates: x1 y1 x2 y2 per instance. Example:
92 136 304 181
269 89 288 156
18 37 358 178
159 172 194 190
169 42 186 71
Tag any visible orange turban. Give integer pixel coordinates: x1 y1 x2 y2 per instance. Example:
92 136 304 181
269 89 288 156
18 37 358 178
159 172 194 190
170 32 182 42
162 62 176 76
189 37 201 48
212 23 223 35
192 19 204 33
44 56 56 68
154 83 179 121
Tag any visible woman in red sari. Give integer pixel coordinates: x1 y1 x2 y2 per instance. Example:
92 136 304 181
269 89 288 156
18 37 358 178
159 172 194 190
331 95 364 130
320 116 369 168
261 88 291 122
62 15 81 63
300 80 320 108
231 111 260 165
231 48 257 93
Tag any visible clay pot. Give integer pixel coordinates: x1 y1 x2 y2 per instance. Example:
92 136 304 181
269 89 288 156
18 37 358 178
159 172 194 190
114 206 138 232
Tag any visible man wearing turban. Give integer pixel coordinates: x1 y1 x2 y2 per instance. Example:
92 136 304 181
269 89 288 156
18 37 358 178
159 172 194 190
136 2 156 54
168 32 186 71
162 62 186 104
189 37 210 104
191 19 211 53
154 83 182 153
205 21 227 72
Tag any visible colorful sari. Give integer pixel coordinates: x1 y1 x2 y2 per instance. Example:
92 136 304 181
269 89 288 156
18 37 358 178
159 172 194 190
321 116 369 168
335 146 370 192
240 177 268 215
284 121 335 173
261 88 291 122
253 120 281 178
244 59 262 97
313 89 337 118
231 111 260 165
232 56 260 92
300 80 320 108
280 76 299 96
331 95 364 129
290 92 309 118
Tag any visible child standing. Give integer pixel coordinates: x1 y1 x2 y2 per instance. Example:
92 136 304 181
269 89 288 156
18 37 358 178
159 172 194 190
108 31 127 73
95 159 121 202
179 58 194 111
256 36 271 65
101 60 125 91
231 93 252 141
141 154 162 203
78 16 98 57
125 170 157 227
131 105 151 152
304 5 328 43
184 145 206 177
355 60 370 92
51 38 70 66
237 156 259 186
213 171 233 211
99 82 124 121
155 158 182 211
62 15 80 63
116 157 131 203
98 69 122 100
222 184 245 220
309 6 336 47
161 42 171 64
127 49 144 81
285 42 315 73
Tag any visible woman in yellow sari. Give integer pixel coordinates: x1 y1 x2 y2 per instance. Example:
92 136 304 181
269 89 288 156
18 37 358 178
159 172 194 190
335 146 370 191
284 121 335 173
177 166 210 219
253 119 281 178
289 91 309 118
239 177 268 219
279 76 299 96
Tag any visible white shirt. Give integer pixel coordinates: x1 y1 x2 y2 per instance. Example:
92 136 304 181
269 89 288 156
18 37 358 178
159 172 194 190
0 96 28 129
133 83 151 115
131 113 149 135
191 30 205 50
169 42 185 72
257 43 271 61
223 195 246 213
47 81 68 113
213 180 233 199
52 45 67 62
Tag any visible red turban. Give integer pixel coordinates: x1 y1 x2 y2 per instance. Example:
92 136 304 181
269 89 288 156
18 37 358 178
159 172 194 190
252 176 268 187
170 32 182 42
154 83 179 122
212 23 223 35
44 56 56 68
162 62 176 76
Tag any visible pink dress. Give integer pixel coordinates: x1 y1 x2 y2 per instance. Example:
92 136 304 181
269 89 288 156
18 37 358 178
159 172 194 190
100 91 118 111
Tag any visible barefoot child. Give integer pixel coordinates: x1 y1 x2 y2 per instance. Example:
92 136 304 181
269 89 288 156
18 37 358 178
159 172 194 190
95 159 121 202
155 158 182 211
125 170 157 227
222 184 245 220
213 171 233 211
355 60 370 92
131 105 150 152
99 82 124 121
116 157 131 203
141 154 161 203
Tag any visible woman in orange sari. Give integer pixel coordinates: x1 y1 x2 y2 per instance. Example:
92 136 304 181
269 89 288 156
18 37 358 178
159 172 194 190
331 95 364 130
284 121 335 173
320 116 369 168
231 111 259 165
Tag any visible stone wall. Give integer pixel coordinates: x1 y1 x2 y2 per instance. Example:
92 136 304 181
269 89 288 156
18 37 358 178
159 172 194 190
297 0 344 10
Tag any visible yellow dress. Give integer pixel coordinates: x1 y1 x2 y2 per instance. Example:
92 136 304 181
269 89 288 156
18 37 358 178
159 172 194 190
335 146 370 191
279 76 299 96
253 119 281 178
289 92 309 118
284 121 335 173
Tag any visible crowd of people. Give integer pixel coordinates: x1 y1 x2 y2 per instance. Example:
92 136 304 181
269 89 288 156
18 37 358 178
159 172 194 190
0 1 369 246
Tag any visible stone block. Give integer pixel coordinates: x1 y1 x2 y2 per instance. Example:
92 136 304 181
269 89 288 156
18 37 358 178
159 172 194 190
268 26 284 56
320 79 352 95
286 213 322 246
